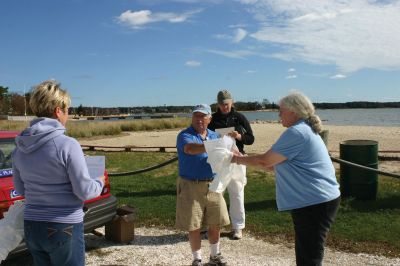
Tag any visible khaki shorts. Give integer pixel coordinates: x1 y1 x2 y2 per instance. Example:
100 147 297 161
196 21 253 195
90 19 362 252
175 177 230 231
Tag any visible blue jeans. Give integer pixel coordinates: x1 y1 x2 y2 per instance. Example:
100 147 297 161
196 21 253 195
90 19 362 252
291 197 340 266
24 220 84 266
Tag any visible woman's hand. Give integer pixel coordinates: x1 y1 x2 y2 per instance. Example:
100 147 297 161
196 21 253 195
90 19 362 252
231 150 243 164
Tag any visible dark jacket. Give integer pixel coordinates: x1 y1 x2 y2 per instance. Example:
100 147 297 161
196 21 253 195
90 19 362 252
208 107 254 153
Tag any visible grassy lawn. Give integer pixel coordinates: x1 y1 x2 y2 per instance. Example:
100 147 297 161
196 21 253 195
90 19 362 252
88 151 400 257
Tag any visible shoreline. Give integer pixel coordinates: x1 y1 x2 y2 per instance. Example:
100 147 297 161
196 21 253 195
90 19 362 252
78 123 400 153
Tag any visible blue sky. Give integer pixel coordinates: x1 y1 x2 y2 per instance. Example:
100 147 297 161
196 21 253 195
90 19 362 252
1 0 400 107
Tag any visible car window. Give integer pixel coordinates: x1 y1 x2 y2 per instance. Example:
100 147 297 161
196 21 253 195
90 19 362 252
0 138 16 171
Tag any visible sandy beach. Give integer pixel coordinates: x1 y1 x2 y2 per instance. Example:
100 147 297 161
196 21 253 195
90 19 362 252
79 123 400 173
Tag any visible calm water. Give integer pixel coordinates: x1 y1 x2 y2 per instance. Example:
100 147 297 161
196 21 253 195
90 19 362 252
242 108 400 126
83 108 399 127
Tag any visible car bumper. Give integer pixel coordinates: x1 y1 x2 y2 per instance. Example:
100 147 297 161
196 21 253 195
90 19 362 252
6 195 118 259
83 195 118 233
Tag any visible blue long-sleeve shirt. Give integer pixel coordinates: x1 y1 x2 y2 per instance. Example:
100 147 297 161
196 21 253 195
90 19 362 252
12 118 103 223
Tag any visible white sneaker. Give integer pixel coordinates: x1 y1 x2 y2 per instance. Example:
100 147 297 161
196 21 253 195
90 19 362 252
192 259 202 266
232 229 242 240
208 253 227 266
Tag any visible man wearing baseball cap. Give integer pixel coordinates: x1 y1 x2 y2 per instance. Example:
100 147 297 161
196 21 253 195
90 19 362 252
176 104 230 266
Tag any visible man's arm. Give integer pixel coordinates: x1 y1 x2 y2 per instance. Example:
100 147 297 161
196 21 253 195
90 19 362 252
232 149 286 169
239 115 255 145
183 143 206 155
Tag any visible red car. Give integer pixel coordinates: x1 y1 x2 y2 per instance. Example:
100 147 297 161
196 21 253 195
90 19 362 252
0 131 117 258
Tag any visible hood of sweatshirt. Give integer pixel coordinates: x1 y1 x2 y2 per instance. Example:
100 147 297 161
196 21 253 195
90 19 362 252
16 118 66 154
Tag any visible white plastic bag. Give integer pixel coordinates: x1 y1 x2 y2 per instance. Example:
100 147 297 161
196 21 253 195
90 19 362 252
204 136 246 193
0 200 25 262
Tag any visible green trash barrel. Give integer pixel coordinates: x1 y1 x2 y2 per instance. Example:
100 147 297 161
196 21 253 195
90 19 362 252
340 140 378 200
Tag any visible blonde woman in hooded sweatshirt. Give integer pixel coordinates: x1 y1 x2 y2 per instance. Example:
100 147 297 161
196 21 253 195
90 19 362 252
12 80 104 266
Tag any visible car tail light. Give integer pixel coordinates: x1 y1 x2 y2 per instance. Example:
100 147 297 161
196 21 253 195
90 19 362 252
101 171 111 195
0 200 11 219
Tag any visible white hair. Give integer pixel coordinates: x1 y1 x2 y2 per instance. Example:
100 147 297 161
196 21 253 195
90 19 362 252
279 92 322 133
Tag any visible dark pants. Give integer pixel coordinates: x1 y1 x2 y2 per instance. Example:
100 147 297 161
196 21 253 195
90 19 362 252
291 197 340 266
24 220 85 266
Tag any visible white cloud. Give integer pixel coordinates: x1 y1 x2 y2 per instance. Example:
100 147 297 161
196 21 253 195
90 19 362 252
237 0 258 4
117 9 202 29
330 74 347 79
215 28 248 43
169 0 222 3
229 23 248 28
206 49 255 59
244 70 257 74
185 60 202 67
233 28 248 43
285 75 297 79
214 33 230 40
239 0 400 73
288 68 296 72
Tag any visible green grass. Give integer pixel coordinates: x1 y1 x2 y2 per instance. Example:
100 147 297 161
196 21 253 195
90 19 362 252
87 151 400 257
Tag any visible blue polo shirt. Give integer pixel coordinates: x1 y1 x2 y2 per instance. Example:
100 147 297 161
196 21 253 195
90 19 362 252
271 120 340 211
176 126 219 180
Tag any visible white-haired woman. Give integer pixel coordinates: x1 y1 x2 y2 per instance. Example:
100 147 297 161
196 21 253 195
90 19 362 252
231 92 340 266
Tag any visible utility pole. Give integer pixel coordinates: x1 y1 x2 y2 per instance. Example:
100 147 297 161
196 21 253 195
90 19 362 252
24 85 27 118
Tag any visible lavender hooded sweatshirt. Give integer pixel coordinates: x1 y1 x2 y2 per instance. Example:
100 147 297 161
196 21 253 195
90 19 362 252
12 118 104 223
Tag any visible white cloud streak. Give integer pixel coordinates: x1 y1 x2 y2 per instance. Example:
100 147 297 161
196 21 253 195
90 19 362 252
238 0 400 73
185 60 202 67
206 49 255 59
117 9 202 29
285 75 297 79
330 74 347 79
244 70 257 74
215 28 248 43
233 28 248 43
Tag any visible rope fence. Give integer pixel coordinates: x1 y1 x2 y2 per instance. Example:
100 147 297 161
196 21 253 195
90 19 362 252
108 157 178 177
88 144 400 179
81 144 176 153
330 156 400 179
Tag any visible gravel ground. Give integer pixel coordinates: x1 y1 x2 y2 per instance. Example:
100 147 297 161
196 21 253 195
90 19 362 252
84 227 400 266
3 226 399 265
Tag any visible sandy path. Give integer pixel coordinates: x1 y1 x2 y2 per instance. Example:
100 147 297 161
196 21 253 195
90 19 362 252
79 123 400 173
79 123 400 153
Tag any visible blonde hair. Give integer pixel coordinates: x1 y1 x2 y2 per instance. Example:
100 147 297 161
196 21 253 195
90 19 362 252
29 80 71 118
279 92 322 133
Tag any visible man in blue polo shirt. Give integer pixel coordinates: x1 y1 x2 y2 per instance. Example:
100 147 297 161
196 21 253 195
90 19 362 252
176 104 230 266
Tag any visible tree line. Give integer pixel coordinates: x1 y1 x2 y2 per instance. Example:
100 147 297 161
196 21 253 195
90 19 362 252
0 86 31 116
1 87 400 116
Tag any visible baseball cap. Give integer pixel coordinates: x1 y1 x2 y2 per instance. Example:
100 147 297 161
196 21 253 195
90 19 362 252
192 104 211 115
217 89 233 104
